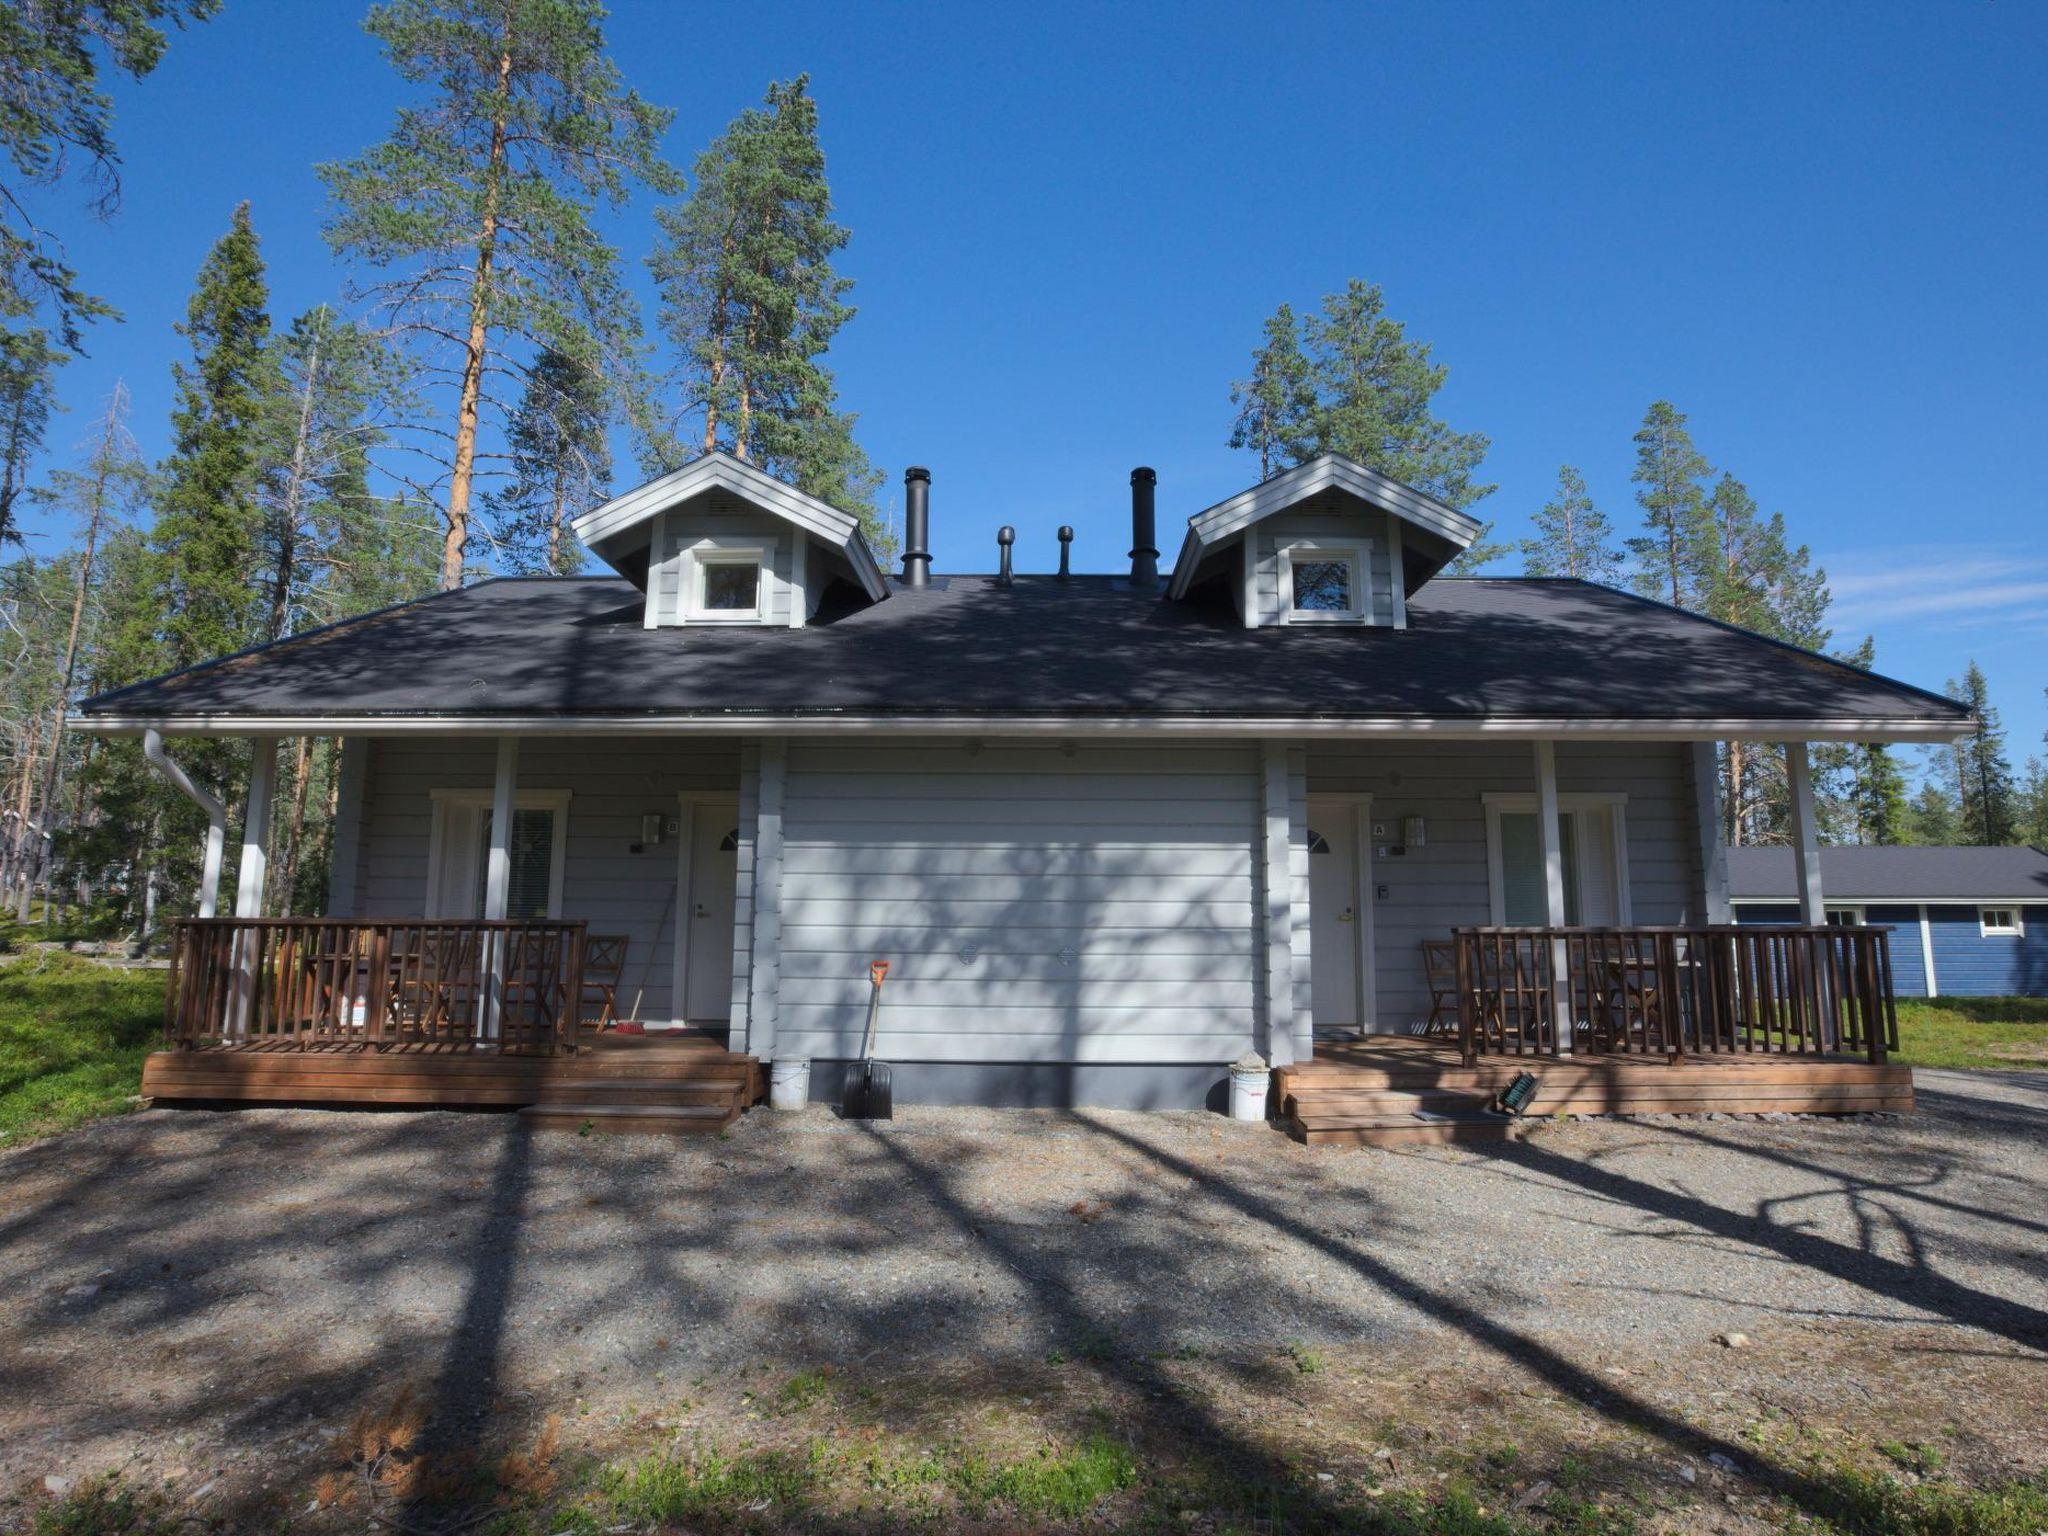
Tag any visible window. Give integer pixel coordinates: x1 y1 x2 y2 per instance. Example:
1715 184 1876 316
426 790 571 919
1825 907 1865 927
1980 907 2023 937
1278 541 1368 623
685 546 767 621
1483 795 1631 927
1307 828 1332 855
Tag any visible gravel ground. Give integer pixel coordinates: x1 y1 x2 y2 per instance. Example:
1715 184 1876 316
1 1068 2044 1512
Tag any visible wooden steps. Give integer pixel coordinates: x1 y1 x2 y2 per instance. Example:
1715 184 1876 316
1278 1041 1914 1148
140 1033 763 1134
517 1103 734 1135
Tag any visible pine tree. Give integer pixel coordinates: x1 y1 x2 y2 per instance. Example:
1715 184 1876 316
1847 744 1909 846
12 382 143 916
0 0 218 346
1522 465 1620 582
1946 662 2017 844
1298 279 1495 511
320 0 676 589
1903 777 1960 846
257 303 414 640
0 328 63 543
117 203 272 677
648 75 882 532
2017 756 2048 850
1228 303 1316 481
1626 400 1715 610
491 342 608 574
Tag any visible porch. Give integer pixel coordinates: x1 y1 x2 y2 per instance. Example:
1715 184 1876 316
143 916 763 1130
1280 922 1910 1146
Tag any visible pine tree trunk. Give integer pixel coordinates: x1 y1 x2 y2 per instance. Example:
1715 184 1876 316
443 43 515 591
12 716 40 920
1724 740 1746 846
269 323 324 641
279 736 313 914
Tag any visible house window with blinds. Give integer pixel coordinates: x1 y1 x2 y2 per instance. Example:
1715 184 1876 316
426 791 570 919
1484 798 1629 928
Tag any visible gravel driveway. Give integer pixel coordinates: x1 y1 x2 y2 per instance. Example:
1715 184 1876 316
2 1068 2044 1501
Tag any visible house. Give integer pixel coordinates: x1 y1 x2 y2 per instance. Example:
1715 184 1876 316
1729 844 2048 998
79 452 1968 1139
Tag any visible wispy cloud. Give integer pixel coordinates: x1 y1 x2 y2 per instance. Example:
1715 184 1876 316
1826 544 2048 632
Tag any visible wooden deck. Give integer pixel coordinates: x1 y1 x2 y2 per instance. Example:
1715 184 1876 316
140 1032 766 1135
1278 1036 1915 1148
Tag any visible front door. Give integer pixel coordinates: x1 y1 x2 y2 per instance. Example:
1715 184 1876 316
1308 797 1369 1030
678 801 739 1023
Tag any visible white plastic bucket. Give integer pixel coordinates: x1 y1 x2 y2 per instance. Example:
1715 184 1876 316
768 1058 811 1111
1229 1062 1271 1122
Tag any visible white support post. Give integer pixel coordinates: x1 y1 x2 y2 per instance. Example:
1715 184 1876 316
1533 740 1572 1052
485 736 518 921
749 738 787 1062
482 737 519 1042
1785 742 1825 925
1689 740 1731 924
1260 741 1296 1068
229 737 280 1039
235 738 279 919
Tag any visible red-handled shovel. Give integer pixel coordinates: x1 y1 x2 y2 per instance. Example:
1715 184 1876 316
841 959 893 1120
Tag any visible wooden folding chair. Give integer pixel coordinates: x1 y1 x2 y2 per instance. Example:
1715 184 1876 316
1421 940 1460 1034
580 933 629 1032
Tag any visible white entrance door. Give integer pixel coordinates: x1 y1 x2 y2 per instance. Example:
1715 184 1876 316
678 801 739 1023
1308 798 1370 1030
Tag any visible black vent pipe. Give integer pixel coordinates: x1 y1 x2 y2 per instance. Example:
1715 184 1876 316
901 467 932 587
1129 467 1159 588
1057 525 1073 580
996 525 1015 587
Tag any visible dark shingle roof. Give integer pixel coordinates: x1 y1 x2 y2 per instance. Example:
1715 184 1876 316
1727 845 2048 902
79 574 1969 728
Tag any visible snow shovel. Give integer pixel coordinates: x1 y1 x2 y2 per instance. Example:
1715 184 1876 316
841 960 894 1120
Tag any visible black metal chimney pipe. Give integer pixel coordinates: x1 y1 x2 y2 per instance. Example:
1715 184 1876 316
996 525 1015 587
901 467 932 588
1129 467 1159 588
1057 525 1074 580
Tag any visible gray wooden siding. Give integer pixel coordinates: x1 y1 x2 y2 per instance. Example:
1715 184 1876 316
773 741 1264 1065
1247 494 1399 627
1306 741 1699 1028
646 490 806 627
351 738 741 1023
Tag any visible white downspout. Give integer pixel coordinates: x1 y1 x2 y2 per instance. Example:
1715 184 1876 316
142 728 226 918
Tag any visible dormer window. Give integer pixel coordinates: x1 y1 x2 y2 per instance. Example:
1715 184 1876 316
689 549 766 622
1280 540 1369 623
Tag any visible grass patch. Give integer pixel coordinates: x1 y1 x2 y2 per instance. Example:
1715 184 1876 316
604 1444 815 1523
0 949 164 1148
1807 1466 2048 1536
1894 998 2048 1070
32 1477 183 1536
952 1432 1137 1519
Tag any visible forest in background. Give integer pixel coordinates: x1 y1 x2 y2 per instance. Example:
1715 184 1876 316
0 1 2040 943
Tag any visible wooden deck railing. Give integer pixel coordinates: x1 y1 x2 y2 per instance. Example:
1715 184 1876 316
164 918 588 1055
1452 925 1897 1066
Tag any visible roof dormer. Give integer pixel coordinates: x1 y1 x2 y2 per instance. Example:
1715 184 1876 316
1167 454 1482 628
570 451 889 630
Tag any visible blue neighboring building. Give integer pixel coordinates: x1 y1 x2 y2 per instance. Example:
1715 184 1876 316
1727 845 2048 998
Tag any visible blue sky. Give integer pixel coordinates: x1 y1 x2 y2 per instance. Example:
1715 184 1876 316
19 0 2048 763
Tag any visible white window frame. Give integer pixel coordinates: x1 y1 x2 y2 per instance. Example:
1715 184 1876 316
1979 906 2024 937
685 544 769 623
1826 905 1866 926
1278 538 1371 624
425 788 572 919
1482 792 1632 926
